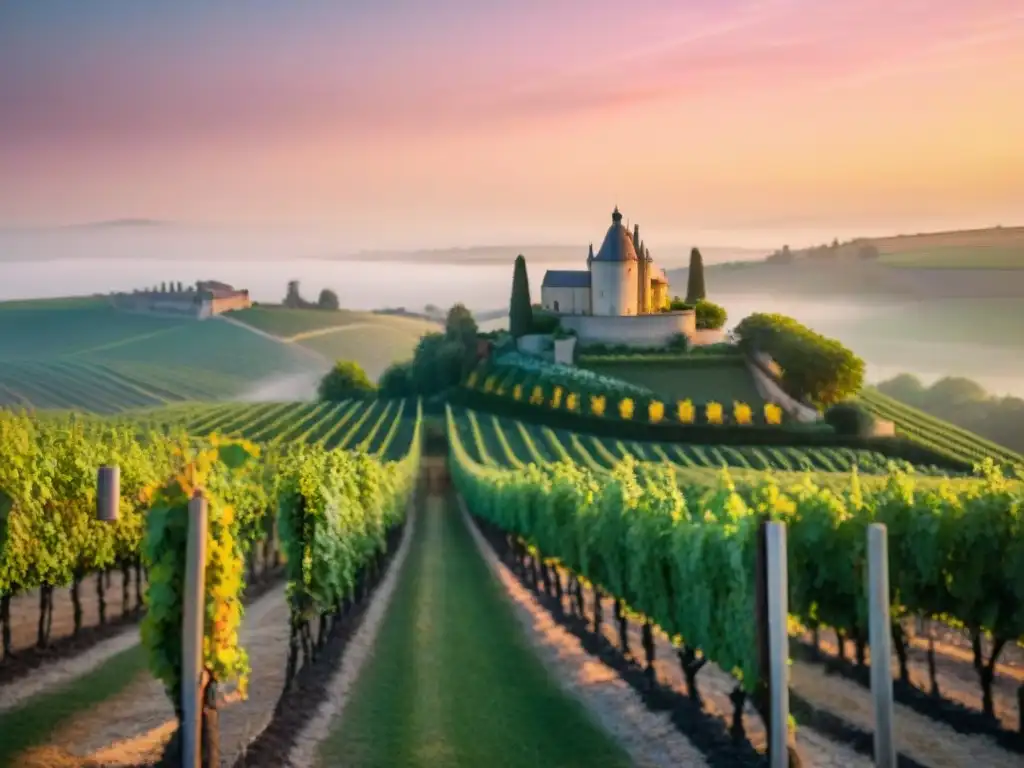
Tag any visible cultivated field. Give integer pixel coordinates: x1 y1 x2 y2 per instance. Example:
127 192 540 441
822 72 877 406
111 398 422 459
0 301 438 412
858 387 1024 469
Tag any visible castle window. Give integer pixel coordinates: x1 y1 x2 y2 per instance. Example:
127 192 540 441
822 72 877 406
553 300 560 312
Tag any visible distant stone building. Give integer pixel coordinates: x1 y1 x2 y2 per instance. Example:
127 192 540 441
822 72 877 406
540 207 670 317
535 208 694 348
111 280 251 319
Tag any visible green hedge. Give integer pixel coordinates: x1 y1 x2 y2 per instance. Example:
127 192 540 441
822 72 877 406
734 313 864 408
449 387 973 474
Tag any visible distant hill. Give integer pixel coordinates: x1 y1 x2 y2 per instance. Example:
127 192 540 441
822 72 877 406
339 244 765 269
667 225 1024 299
66 218 169 230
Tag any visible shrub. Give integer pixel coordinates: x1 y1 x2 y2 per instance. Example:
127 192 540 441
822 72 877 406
379 362 413 397
735 313 864 408
530 310 560 335
824 401 876 436
317 289 340 310
666 333 689 351
695 300 727 330
318 360 375 400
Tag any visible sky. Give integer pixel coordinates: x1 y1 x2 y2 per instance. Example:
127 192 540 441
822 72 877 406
2 0 1023 250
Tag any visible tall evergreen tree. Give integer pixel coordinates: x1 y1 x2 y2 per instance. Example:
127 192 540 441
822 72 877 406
509 254 534 338
685 247 706 304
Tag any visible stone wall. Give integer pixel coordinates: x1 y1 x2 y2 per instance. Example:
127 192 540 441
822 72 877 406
559 311 696 347
541 286 590 315
516 334 550 356
553 337 576 365
746 358 821 423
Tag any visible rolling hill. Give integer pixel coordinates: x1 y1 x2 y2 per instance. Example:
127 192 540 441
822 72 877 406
0 300 438 413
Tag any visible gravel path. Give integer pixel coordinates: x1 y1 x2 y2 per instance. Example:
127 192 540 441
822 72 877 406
38 584 290 767
0 620 140 714
565 566 1021 768
459 495 709 768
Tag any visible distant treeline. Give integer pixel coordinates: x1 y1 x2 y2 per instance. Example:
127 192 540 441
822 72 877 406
876 374 1024 455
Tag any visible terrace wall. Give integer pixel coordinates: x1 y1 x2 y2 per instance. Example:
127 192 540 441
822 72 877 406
747 352 820 423
559 311 695 347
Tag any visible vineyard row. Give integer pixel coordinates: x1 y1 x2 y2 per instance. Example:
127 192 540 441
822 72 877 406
447 404 1024 732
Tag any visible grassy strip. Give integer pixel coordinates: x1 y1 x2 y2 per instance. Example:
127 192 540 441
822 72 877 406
0 645 148 767
318 493 631 768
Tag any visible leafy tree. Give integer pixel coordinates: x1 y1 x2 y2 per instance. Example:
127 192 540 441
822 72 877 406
317 360 375 401
925 376 988 409
695 300 727 330
317 289 340 311
284 281 307 308
734 313 864 408
411 332 466 393
876 373 926 404
668 296 691 311
509 255 534 338
378 362 413 397
684 247 706 304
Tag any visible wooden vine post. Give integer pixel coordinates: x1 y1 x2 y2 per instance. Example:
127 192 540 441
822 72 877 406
182 490 209 768
867 523 896 767
755 519 801 768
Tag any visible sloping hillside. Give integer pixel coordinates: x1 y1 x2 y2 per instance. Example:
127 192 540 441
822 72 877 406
226 305 439 380
0 300 327 412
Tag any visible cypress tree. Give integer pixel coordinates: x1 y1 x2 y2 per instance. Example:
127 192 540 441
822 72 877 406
685 247 706 304
509 254 534 338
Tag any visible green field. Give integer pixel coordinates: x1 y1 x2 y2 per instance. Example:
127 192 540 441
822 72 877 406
449 406 956 480
228 305 440 339
879 245 1024 269
872 227 1024 270
228 305 438 380
320 492 630 768
581 355 766 406
857 387 1024 469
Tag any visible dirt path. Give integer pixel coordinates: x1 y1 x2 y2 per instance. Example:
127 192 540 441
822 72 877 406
285 495 419 767
0 622 140 715
578 575 1021 768
17 585 290 768
283 323 374 342
804 626 1023 733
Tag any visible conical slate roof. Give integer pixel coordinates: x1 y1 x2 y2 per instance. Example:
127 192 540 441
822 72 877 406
593 207 638 263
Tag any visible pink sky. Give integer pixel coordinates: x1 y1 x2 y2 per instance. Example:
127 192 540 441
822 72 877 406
1 0 1022 249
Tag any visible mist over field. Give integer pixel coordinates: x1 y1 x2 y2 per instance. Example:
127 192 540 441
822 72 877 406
2 247 1022 399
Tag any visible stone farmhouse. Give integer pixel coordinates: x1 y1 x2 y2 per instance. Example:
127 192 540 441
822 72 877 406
110 280 251 318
